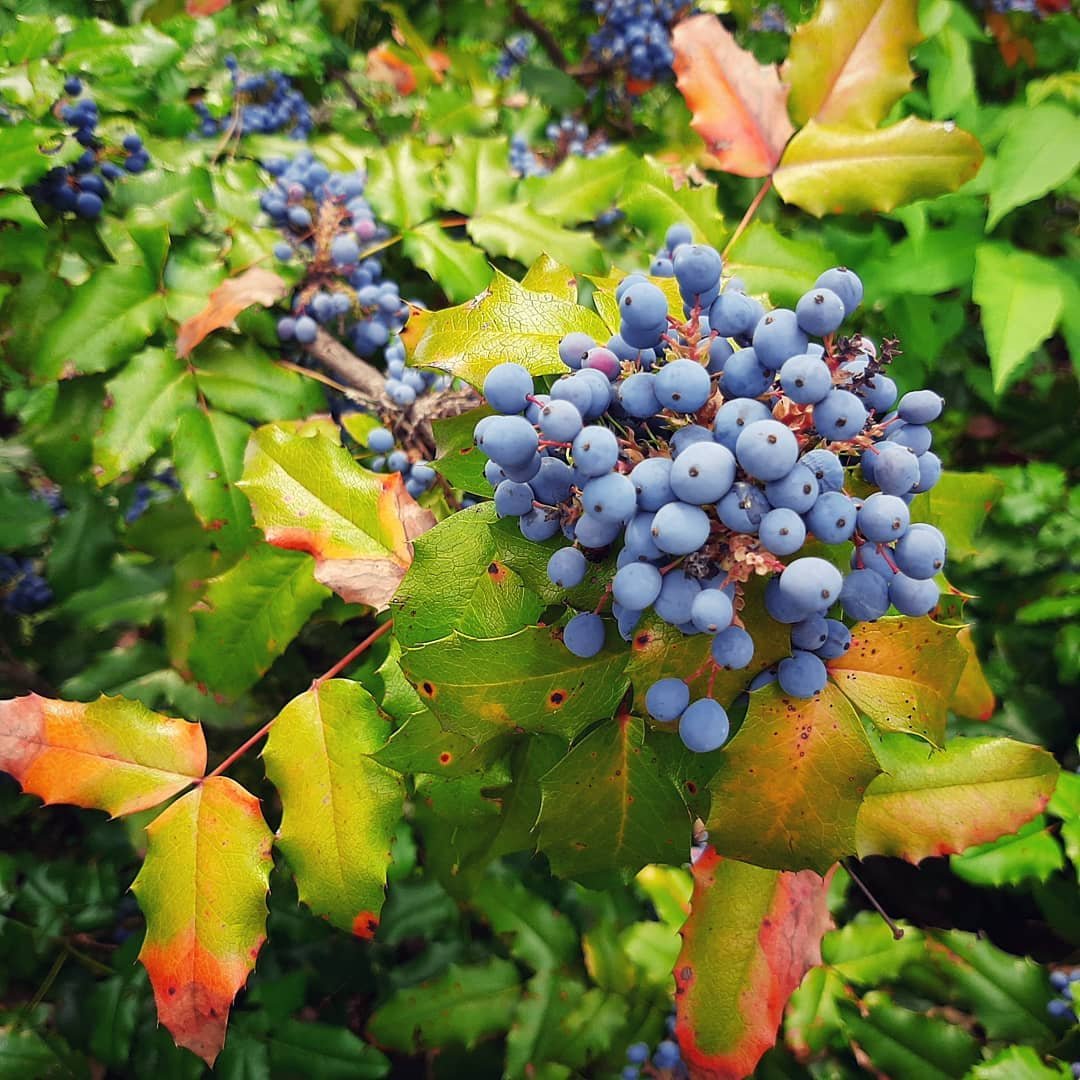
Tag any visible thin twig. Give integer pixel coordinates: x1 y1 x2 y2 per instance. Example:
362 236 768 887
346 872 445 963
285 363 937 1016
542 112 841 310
304 329 388 400
843 858 905 940
509 1 569 69
330 69 387 145
722 175 773 261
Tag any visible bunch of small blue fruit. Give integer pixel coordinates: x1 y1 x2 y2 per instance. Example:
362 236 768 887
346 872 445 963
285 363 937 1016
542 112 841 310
472 226 947 754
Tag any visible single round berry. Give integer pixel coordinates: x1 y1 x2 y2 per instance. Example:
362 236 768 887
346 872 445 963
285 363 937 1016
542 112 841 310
646 678 690 723
679 698 730 753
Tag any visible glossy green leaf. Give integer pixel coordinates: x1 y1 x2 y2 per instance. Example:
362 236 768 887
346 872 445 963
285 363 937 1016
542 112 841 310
820 911 924 984
262 679 403 937
949 816 1065 888
972 244 1069 394
0 122 83 187
909 470 1002 561
430 406 493 495
1048 769 1080 865
93 348 194 485
366 959 520 1052
783 965 848 1057
441 136 514 216
187 544 330 699
970 1046 1071 1080
172 407 255 557
522 146 634 225
520 253 581 302
619 156 726 250
536 716 689 877
774 117 983 217
268 1020 389 1080
725 221 831 308
365 139 438 229
402 222 492 303
468 206 605 275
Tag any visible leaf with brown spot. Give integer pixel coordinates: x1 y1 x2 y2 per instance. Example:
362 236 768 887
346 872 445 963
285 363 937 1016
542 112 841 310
238 423 435 611
672 14 795 178
856 733 1059 863
176 268 289 358
827 616 966 746
674 849 832 1080
705 683 881 874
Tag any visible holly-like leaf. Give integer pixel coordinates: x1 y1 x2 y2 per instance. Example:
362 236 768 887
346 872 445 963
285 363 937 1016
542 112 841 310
949 817 1065 888
430 406 493 495
909 470 1003 561
672 14 794 177
773 117 983 217
784 965 848 1058
951 626 995 721
0 692 205 817
1049 770 1080 865
705 682 881 874
187 544 330 699
91 348 194 485
855 733 1059 862
725 221 831 309
970 1046 1071 1079
783 0 924 128
618 156 727 251
366 959 520 1052
519 253 581 302
522 146 635 225
175 268 289 359
836 992 980 1080
468 206 606 275
172 407 255 556
238 424 435 610
401 222 492 304
827 616 966 745
365 139 438 230
820 910 925 985
441 137 515 217
132 776 273 1066
674 849 832 1080
0 122 84 187
262 679 403 937
536 715 690 877
401 267 608 388
400 625 629 742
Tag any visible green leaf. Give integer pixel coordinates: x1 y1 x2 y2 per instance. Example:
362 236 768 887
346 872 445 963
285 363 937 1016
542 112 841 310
783 965 848 1057
725 222 831 309
262 679 403 936
365 959 520 1052
187 544 330 699
1048 770 1080 865
949 817 1065 888
372 706 494 778
238 424 434 610
268 1020 389 1080
365 139 437 229
430 406 493 495
0 122 83 188
403 268 606 387
969 1046 1071 1080
441 137 515 216
536 716 689 877
34 263 165 380
171 408 255 557
59 556 170 631
93 348 195 485
400 625 629 742
972 244 1068 394
468 206 605 275
706 682 881 874
401 222 492 304
0 485 52 549
674 850 832 1080
820 911 925 984
111 167 214 236
470 873 579 972
191 341 323 422
856 733 1058 863
522 147 635 225
619 156 726 250
909 470 1003 561
828 616 966 745
835 992 979 1080
774 117 984 217
783 0 924 127
392 505 545 648
46 485 117 599
88 973 140 1068
0 1028 64 1079
987 104 1080 229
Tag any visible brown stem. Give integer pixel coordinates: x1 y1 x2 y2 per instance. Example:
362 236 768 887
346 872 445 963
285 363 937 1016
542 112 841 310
509 1 568 70
304 329 388 401
843 859 905 940
329 69 387 145
722 175 774 261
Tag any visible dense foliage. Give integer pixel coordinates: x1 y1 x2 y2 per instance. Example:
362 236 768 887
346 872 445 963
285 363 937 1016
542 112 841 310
0 0 1077 1078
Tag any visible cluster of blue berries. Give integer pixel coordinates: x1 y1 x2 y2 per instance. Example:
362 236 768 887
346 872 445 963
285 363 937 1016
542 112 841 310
509 116 610 178
1049 970 1079 1024
494 33 532 79
125 469 181 524
30 78 150 220
473 226 948 754
0 557 52 615
193 55 312 139
367 421 440 500
623 1013 685 1078
264 152 409 359
588 0 688 86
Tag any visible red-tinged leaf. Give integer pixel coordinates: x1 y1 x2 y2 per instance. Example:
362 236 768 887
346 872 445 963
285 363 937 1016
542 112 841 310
783 0 924 128
367 44 418 95
186 0 229 13
856 733 1059 862
951 626 996 722
175 269 289 359
827 616 967 746
261 680 404 936
674 848 832 1079
986 13 1036 69
705 683 881 874
0 693 205 817
132 776 273 1066
238 423 435 610
672 14 795 178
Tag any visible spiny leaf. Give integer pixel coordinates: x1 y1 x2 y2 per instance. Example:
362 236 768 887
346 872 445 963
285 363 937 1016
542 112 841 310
366 959 520 1052
820 910 925 984
618 156 727 251
705 682 881 874
365 139 438 230
774 117 983 217
401 222 492 304
441 136 514 217
970 1045 1072 1079
672 14 794 177
261 679 404 937
783 0 924 128
519 253 581 303
536 716 690 877
467 206 605 275
674 849 832 1080
175 268 289 359
949 817 1065 888
827 616 966 745
724 220 832 309
855 733 1059 862
783 965 847 1058
132 776 273 1066
401 267 608 389
0 692 205 817
239 424 435 610
909 469 1003 561
521 146 635 225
